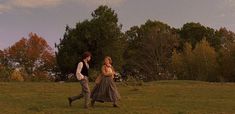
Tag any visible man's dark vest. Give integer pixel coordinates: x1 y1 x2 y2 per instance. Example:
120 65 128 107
81 61 89 77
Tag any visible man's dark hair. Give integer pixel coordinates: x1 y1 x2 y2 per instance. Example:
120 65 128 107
82 51 92 59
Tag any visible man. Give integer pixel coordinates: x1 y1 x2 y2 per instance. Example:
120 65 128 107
68 51 92 108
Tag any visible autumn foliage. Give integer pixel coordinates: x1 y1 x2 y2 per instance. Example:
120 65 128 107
2 33 56 81
1 6 235 82
172 39 218 81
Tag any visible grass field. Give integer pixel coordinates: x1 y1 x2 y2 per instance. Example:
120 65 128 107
0 80 235 114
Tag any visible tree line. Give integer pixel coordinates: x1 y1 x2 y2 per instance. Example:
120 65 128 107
1 5 235 82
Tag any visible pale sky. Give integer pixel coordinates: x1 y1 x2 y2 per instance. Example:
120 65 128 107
0 0 235 50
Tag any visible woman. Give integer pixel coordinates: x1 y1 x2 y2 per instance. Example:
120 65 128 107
90 56 121 107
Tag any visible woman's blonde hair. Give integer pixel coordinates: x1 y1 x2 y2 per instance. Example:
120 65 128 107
103 56 112 64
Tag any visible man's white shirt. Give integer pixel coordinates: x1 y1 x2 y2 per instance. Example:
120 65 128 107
76 61 89 80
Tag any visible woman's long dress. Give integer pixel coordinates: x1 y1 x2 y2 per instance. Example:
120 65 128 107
90 65 120 102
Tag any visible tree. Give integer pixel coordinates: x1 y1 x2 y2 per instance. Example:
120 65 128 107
216 28 235 82
125 20 179 81
0 49 3 67
172 39 218 81
179 22 221 50
0 66 11 81
123 26 142 73
215 27 235 49
0 49 11 81
4 33 56 81
193 39 218 81
220 42 235 82
172 43 195 80
56 5 125 79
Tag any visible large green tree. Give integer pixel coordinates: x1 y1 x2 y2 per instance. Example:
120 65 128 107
179 22 221 50
124 20 179 81
56 5 125 79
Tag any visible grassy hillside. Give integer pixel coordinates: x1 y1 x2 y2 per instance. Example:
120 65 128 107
0 80 235 114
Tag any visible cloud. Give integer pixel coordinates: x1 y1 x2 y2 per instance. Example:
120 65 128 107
0 0 63 13
77 0 125 6
0 4 12 13
10 0 63 8
219 13 226 17
0 0 125 14
224 0 235 7
216 0 235 17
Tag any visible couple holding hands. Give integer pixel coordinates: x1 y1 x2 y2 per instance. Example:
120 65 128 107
68 52 120 108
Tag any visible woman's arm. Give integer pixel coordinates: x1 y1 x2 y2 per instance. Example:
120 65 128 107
111 66 116 74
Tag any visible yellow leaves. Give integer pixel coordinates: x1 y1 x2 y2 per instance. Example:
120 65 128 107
172 39 218 81
172 49 184 77
194 39 217 67
10 69 24 82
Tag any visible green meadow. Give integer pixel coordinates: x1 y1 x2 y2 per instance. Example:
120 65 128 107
0 80 235 114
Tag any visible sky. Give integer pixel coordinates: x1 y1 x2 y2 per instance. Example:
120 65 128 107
0 0 235 50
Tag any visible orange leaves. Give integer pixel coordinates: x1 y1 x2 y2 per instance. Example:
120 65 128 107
8 38 27 60
5 32 55 76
